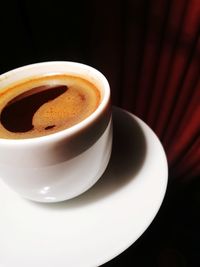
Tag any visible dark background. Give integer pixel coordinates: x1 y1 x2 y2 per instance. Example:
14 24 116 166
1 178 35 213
0 0 199 266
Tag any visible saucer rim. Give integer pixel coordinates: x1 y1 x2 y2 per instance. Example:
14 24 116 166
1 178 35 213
96 107 168 266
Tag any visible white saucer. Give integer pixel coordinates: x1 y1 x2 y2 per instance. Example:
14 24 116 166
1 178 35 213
0 107 168 267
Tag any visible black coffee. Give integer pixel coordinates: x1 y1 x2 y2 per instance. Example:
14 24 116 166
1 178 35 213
0 75 100 139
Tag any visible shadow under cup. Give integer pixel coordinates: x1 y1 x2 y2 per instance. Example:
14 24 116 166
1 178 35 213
0 61 112 202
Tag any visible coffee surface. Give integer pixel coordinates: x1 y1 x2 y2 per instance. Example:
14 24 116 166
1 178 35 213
0 75 100 139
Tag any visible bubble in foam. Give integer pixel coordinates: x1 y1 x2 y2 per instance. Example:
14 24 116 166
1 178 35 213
45 125 55 130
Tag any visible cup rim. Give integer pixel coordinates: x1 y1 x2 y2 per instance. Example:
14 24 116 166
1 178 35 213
0 61 110 145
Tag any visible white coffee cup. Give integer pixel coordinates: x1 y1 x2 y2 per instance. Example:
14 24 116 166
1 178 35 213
0 61 112 202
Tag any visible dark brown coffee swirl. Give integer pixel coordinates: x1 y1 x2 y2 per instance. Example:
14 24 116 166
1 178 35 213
0 75 100 139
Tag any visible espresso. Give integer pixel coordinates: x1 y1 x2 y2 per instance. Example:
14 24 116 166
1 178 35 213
0 75 100 139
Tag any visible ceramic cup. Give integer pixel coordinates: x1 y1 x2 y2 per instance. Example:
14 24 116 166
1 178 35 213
0 61 112 202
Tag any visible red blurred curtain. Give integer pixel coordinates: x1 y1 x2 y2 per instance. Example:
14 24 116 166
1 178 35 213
89 0 200 184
